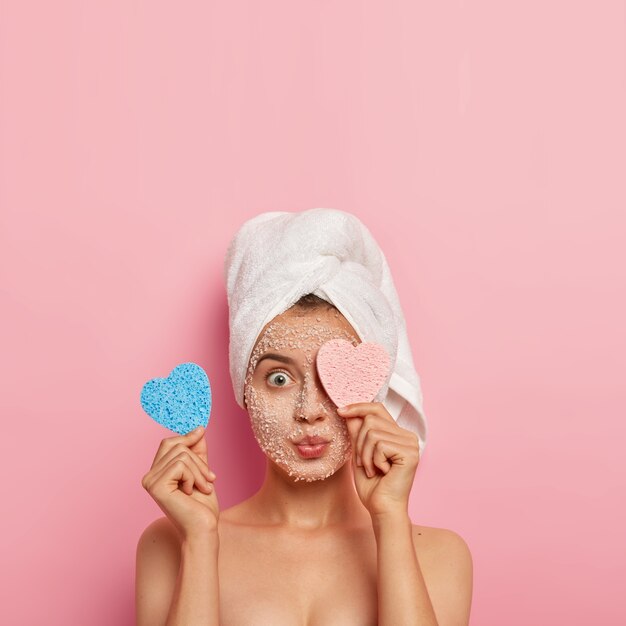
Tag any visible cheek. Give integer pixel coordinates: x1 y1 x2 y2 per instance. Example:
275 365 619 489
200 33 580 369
333 416 352 452
244 384 294 430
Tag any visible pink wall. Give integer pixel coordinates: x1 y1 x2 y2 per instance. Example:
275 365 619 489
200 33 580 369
1 1 624 624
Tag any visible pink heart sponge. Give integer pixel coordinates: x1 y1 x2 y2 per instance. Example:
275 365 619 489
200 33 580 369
316 339 392 407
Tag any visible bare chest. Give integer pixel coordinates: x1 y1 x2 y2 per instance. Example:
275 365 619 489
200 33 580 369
217 524 379 626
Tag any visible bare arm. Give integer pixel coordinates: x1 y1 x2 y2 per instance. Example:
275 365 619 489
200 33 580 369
373 512 439 626
414 527 473 626
165 531 220 626
338 402 472 625
135 517 220 626
373 513 473 626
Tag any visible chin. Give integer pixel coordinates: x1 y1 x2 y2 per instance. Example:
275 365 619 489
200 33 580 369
291 470 335 483
282 457 351 484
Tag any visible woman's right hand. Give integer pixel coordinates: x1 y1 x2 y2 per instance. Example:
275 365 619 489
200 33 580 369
141 426 219 539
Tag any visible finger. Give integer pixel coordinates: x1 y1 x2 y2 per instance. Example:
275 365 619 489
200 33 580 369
361 430 407 477
152 442 215 482
344 416 363 462
152 453 212 496
188 430 209 466
152 426 206 466
355 415 404 469
372 440 394 475
338 402 395 424
342 416 364 470
360 429 385 478
147 456 196 498
355 414 378 466
378 439 419 472
170 451 214 493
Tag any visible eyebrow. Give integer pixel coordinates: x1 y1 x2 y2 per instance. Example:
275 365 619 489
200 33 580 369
256 352 296 366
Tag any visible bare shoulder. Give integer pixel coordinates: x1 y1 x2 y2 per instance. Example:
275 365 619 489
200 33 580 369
411 524 472 557
411 524 473 626
135 517 181 626
137 516 182 555
136 515 182 579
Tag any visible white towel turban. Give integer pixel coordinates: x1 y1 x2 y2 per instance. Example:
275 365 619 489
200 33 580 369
223 208 428 458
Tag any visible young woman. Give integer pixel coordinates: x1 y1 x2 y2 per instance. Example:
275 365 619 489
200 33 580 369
136 209 473 625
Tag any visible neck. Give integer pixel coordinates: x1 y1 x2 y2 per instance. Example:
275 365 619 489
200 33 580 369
250 460 370 531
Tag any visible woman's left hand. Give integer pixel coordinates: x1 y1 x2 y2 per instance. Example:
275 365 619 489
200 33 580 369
337 402 420 519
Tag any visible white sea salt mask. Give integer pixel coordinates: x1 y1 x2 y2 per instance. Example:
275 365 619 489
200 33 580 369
243 306 361 482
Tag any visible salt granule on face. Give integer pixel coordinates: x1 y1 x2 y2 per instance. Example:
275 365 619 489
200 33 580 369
244 315 359 482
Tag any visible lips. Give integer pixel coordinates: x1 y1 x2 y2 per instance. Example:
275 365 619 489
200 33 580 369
293 436 330 445
293 437 330 459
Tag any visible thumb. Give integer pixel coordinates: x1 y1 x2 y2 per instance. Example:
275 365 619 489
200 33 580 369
187 425 208 464
344 416 362 449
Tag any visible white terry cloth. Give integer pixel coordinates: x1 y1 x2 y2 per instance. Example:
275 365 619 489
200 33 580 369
223 208 429 458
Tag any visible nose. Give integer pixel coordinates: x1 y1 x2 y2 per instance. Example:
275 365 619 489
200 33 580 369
294 372 330 423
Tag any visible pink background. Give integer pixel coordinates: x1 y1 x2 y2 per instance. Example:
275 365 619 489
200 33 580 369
1 2 625 624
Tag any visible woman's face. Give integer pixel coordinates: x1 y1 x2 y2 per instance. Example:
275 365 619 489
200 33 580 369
243 306 361 482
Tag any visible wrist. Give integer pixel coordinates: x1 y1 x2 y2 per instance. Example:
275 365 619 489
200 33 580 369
370 508 412 530
182 524 220 547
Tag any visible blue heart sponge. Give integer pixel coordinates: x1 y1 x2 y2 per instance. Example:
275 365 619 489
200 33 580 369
140 362 212 435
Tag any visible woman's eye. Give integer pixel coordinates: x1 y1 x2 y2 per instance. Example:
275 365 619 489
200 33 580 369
266 371 292 387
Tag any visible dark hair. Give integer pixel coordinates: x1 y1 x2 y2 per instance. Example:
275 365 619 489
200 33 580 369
292 293 336 311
